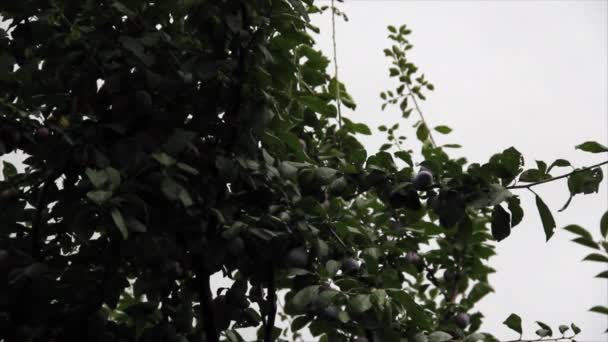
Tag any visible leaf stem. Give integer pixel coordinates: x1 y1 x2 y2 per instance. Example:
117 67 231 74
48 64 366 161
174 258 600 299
507 160 608 190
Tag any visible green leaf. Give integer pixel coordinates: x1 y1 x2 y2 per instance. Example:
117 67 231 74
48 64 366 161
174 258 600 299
582 253 608 262
291 285 319 311
315 167 337 184
535 329 550 337
347 294 372 314
434 125 452 134
86 168 109 189
416 123 429 141
414 333 428 342
111 208 129 240
160 177 193 207
590 306 608 315
575 141 608 153
563 224 593 241
567 168 603 196
326 260 341 277
503 313 522 335
601 211 608 238
2 161 17 179
86 190 112 205
547 159 571 173
491 205 511 241
111 2 136 16
595 270 608 278
466 282 493 305
536 322 552 337
464 333 486 342
571 237 599 249
428 331 452 342
343 119 371 135
558 325 569 334
395 151 413 167
507 197 524 227
152 152 176 166
570 323 581 334
535 195 556 241
519 169 546 183
291 316 310 332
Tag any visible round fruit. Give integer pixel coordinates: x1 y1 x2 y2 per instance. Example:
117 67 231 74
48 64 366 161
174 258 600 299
227 290 249 309
413 169 433 190
0 188 18 201
227 237 245 256
35 127 50 139
405 251 421 265
285 247 308 268
328 177 348 196
454 312 470 328
320 305 339 320
443 269 457 283
341 257 360 273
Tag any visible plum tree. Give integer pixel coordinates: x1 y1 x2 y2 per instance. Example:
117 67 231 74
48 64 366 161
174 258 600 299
0 1 606 342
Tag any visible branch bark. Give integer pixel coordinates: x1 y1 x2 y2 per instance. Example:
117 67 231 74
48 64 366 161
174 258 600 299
264 266 277 342
197 270 219 342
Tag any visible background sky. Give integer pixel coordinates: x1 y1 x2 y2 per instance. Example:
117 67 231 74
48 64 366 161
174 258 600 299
311 0 608 341
1 1 607 340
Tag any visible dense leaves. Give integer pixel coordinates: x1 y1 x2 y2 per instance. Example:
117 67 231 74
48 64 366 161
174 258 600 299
0 1 605 342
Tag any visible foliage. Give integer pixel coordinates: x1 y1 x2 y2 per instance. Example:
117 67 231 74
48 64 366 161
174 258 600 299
0 1 606 342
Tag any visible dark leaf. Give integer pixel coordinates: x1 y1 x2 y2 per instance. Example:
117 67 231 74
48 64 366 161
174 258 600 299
575 141 608 153
535 195 556 241
503 313 522 335
491 205 511 241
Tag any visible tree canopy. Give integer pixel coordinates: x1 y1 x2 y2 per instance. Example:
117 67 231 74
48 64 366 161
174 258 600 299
0 1 606 342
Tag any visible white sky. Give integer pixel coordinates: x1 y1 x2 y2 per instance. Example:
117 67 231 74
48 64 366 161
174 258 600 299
1 1 607 340
311 1 608 341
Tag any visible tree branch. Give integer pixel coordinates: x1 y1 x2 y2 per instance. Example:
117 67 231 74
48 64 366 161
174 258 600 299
405 87 437 148
197 270 219 342
500 335 577 342
507 160 608 190
264 266 277 342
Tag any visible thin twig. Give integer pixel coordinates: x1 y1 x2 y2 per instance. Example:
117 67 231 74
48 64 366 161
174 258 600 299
405 86 437 148
330 0 342 129
507 160 608 190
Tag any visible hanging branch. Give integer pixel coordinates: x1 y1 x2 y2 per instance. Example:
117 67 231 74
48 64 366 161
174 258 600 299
507 160 608 190
331 0 342 129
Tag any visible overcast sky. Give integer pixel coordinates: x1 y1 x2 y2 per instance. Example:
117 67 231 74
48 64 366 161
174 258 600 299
311 0 608 341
